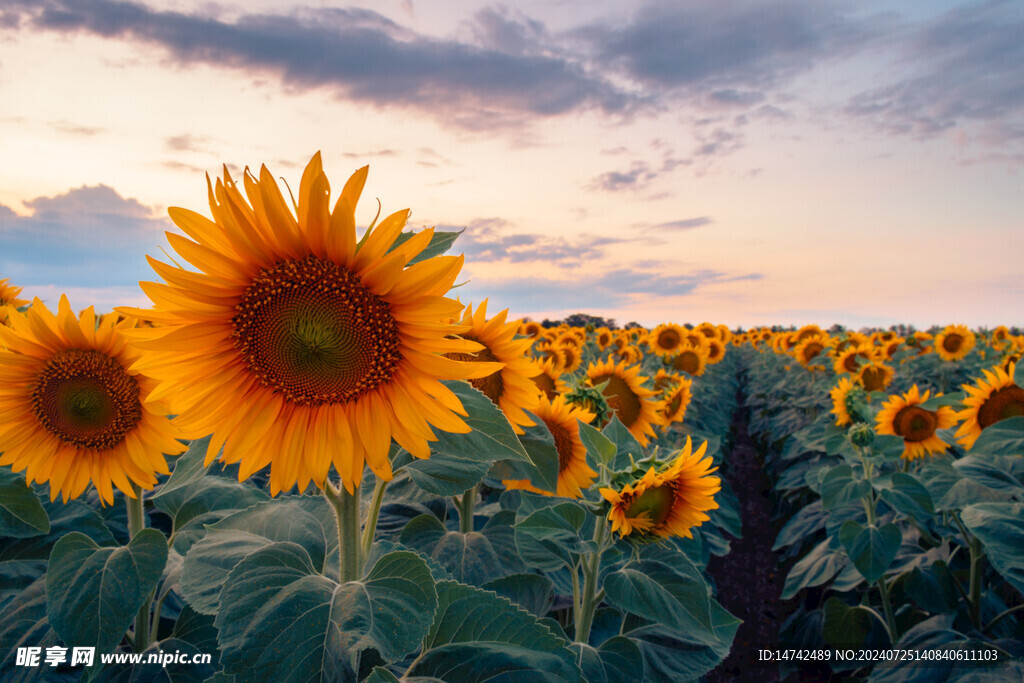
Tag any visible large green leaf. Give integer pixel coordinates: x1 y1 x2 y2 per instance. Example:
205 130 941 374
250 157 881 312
822 597 873 648
877 472 934 520
960 502 1024 595
968 416 1024 456
578 422 617 468
431 381 529 464
408 580 582 682
154 476 268 533
0 576 54 678
602 417 645 470
399 514 512 585
396 453 493 497
482 574 554 617
820 465 870 511
571 637 643 683
0 470 49 538
838 521 901 584
603 559 713 636
514 502 592 571
625 600 740 682
217 546 437 681
152 436 215 498
46 529 167 655
488 418 560 494
781 537 848 600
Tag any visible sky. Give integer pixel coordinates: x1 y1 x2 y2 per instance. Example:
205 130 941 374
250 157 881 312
0 0 1021 329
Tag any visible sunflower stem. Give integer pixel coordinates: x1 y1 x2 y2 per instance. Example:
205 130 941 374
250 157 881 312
574 520 608 644
325 480 362 583
125 484 152 652
360 478 388 560
969 534 985 630
458 486 476 534
877 577 897 643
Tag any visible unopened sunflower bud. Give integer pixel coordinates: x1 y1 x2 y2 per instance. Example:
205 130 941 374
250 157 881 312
849 423 876 448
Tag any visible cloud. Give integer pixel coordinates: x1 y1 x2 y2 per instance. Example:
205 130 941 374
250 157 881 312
845 0 1024 145
647 217 713 231
588 162 658 192
453 218 630 264
0 185 170 293
14 0 636 130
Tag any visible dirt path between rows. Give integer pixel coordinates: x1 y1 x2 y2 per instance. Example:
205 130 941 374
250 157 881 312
705 392 786 682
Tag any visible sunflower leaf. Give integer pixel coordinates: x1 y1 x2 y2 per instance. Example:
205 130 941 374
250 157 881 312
578 422 617 468
0 576 56 679
487 417 559 494
571 637 644 683
0 475 49 538
625 600 740 682
820 464 871 510
46 529 167 656
837 521 901 584
781 536 848 599
967 416 1024 457
513 502 595 571
960 502 1024 595
431 381 529 463
408 580 582 682
399 514 520 585
603 558 713 635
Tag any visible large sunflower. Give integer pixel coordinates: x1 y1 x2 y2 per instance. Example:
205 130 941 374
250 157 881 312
599 437 719 538
446 301 537 434
0 297 183 503
586 358 663 445
503 394 597 498
121 153 498 494
934 324 976 362
875 385 958 460
648 323 686 357
955 362 1024 450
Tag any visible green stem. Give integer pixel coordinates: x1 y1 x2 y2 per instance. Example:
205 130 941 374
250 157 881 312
125 485 151 652
574 521 608 644
984 604 1024 633
877 577 897 643
325 480 362 583
969 535 984 630
360 478 388 560
570 560 582 630
458 486 476 534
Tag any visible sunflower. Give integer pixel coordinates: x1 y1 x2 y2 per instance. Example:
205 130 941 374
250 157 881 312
529 356 570 400
518 320 543 340
614 345 642 365
649 323 687 357
0 297 184 503
652 369 682 392
795 324 823 342
857 360 895 392
533 340 566 373
671 342 707 377
503 394 596 498
875 385 958 460
445 301 538 434
955 362 1024 450
717 324 732 344
586 357 663 445
830 377 858 427
120 153 499 494
934 324 976 362
660 377 693 425
705 337 726 365
696 322 719 340
834 343 875 375
599 437 719 538
594 327 614 350
794 335 830 368
555 339 584 374
0 278 29 324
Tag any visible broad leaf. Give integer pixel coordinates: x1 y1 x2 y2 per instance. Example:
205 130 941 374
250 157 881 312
603 559 713 636
781 537 848 600
960 502 1024 595
0 470 49 538
431 381 529 464
578 422 617 468
482 574 554 618
626 600 740 682
838 521 901 584
399 514 512 585
820 465 870 511
571 637 643 683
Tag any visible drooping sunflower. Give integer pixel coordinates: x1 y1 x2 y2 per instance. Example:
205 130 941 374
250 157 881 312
660 376 693 425
445 301 538 434
934 324 976 362
671 342 707 377
586 357 663 445
120 153 499 494
830 376 858 426
857 360 895 392
648 323 687 357
0 278 29 324
955 362 1024 450
599 437 719 538
0 297 184 503
528 356 570 400
875 385 958 460
503 394 596 498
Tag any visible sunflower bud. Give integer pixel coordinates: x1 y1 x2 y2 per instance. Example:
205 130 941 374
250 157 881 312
565 382 611 427
849 423 876 448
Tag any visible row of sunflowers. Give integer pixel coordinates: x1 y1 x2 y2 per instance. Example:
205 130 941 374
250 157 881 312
742 323 1024 679
0 154 747 682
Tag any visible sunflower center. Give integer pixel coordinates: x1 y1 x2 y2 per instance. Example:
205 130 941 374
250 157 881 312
802 342 823 363
860 366 888 392
545 418 574 473
657 330 680 350
31 349 142 449
446 343 504 404
673 351 701 375
942 334 963 353
232 255 402 406
893 405 937 442
592 372 642 427
532 372 558 400
977 386 1024 428
625 483 675 528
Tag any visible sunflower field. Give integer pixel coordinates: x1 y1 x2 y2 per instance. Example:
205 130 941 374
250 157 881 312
0 155 1022 682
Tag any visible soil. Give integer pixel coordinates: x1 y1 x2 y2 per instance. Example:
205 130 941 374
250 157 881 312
705 394 789 682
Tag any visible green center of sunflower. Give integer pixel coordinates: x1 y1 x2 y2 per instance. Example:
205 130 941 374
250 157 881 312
893 405 937 442
232 255 402 406
31 349 142 449
977 385 1024 428
625 483 675 528
446 342 504 405
591 372 641 428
